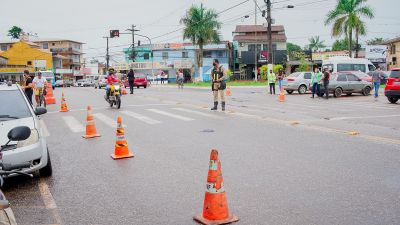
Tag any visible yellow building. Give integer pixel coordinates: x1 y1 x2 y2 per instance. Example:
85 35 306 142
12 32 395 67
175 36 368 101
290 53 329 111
0 41 53 82
385 37 400 70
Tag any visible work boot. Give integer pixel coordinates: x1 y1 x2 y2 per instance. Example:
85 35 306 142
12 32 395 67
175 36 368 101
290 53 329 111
221 102 226 111
211 102 218 110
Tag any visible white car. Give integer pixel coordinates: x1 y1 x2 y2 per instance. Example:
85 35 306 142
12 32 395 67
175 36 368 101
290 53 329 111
282 72 313 94
0 83 52 177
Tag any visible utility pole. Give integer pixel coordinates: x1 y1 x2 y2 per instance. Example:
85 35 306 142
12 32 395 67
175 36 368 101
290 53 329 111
266 0 272 65
254 1 258 81
103 36 109 72
127 24 140 62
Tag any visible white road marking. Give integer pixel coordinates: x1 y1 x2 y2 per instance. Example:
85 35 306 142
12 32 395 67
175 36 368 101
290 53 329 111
39 119 50 137
93 113 127 127
329 114 400 121
62 116 85 133
46 103 173 114
146 109 195 121
121 110 161 125
39 178 62 224
172 108 220 118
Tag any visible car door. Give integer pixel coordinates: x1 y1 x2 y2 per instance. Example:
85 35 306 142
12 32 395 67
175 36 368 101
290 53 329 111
336 74 348 91
346 74 363 92
303 72 312 87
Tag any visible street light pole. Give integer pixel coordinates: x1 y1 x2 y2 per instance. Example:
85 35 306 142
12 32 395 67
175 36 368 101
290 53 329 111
103 36 109 72
135 33 154 79
266 0 272 65
254 1 258 81
127 25 140 62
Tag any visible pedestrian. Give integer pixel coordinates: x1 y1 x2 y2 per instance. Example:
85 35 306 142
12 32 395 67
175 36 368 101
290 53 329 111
127 69 135 94
277 68 285 92
310 67 322 98
371 66 384 98
177 69 184 89
267 69 276 95
210 59 227 111
160 71 165 84
157 73 161 85
23 70 34 105
321 67 330 99
32 72 48 107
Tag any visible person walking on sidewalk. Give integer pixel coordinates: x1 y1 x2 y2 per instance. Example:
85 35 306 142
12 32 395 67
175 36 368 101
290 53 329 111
127 69 135 94
277 69 285 92
321 68 330 99
371 66 384 98
176 69 184 89
210 59 227 111
267 69 276 95
311 67 322 98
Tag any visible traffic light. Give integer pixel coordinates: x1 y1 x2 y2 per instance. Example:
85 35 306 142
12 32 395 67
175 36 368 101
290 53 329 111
110 30 120 38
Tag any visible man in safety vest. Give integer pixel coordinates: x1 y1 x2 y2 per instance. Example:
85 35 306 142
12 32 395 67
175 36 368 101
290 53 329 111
267 69 276 95
210 59 227 111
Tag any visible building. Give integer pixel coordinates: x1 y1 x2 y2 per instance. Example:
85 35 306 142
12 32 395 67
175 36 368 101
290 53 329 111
232 24 287 79
384 37 400 70
120 42 233 82
0 41 53 83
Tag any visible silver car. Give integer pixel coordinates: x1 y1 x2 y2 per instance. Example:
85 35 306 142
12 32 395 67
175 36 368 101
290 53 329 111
282 72 313 94
319 72 373 97
0 83 52 177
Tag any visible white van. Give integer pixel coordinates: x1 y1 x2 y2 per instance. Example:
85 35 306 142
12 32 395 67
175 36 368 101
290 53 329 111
322 57 376 74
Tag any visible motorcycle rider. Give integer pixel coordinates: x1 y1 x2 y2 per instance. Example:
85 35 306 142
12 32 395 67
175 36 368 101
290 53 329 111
106 68 120 99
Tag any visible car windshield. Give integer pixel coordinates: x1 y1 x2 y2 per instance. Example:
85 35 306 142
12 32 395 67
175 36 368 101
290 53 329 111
288 72 301 77
353 71 369 77
136 74 146 78
0 90 32 120
390 70 400 78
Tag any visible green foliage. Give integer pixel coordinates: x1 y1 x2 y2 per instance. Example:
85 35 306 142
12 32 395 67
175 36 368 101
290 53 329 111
287 42 302 53
273 64 283 74
308 36 326 52
366 37 386 45
226 69 233 81
299 57 309 72
332 37 356 51
8 26 23 39
260 65 268 80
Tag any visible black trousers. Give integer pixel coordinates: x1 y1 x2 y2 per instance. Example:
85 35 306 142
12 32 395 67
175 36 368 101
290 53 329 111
269 83 275 95
129 81 134 94
323 81 329 99
25 90 33 105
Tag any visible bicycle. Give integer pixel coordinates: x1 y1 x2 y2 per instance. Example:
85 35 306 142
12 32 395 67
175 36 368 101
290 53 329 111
37 88 46 108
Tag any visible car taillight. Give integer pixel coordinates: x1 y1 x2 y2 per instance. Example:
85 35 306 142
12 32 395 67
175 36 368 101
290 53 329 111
287 78 295 82
386 78 394 85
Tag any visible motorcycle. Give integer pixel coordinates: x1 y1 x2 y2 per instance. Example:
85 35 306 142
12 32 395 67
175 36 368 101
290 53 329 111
0 126 34 225
104 83 121 109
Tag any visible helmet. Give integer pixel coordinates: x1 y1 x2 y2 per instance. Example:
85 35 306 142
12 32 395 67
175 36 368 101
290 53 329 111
108 68 115 74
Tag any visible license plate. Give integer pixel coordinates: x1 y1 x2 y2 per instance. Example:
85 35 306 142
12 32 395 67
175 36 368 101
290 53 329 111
394 82 400 85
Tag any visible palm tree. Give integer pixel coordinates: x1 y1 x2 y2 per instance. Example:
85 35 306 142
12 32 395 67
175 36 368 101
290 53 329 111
325 0 374 57
308 36 326 52
181 4 221 82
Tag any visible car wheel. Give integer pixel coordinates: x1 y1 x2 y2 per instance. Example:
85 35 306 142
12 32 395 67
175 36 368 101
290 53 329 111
95 85 97 89
144 85 147 89
286 90 294 94
319 92 325 97
388 97 399 104
137 86 140 89
362 86 371 96
298 85 307 94
39 150 52 177
346 93 352 96
333 88 342 98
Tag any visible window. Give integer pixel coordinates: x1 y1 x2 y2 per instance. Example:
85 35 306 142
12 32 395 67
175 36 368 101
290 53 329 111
368 64 376 72
182 51 189 58
27 61 32 66
248 44 255 51
43 43 48 49
353 64 366 72
52 43 55 46
393 57 397 64
391 45 396 54
304 73 312 79
337 64 366 72
144 53 150 60
272 44 277 51
203 51 212 58
0 90 32 119
0 45 7 51
346 74 359 81
217 51 224 58
162 52 168 60
337 74 347 81
389 70 400 78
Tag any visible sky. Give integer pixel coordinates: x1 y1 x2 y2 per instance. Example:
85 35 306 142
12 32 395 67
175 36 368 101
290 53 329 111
1 0 399 63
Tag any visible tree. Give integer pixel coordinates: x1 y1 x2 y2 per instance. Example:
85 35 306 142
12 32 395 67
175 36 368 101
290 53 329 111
366 37 386 45
8 26 23 39
325 0 374 57
181 4 221 82
308 36 326 52
298 57 309 72
287 42 302 53
332 37 356 51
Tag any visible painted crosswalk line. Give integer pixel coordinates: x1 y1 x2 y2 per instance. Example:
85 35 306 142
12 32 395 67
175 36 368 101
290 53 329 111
93 113 127 127
121 111 161 125
146 109 195 121
172 108 220 118
62 116 85 133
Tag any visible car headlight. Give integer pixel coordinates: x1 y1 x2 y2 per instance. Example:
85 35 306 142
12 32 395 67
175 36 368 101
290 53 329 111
17 129 39 148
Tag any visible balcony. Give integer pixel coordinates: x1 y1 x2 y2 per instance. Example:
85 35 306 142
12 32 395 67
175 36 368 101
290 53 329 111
50 47 82 55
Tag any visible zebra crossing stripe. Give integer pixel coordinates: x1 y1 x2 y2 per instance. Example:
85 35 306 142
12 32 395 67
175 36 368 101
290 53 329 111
146 109 195 121
62 116 85 133
121 111 161 125
93 113 127 128
172 108 220 118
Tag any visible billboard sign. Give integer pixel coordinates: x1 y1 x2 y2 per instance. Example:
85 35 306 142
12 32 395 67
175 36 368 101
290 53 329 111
366 45 387 63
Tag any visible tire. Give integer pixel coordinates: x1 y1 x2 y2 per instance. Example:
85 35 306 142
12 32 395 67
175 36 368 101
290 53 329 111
319 92 325 97
144 85 147 89
333 88 342 98
40 150 52 177
346 93 352 96
388 97 399 104
362 86 371 96
116 95 121 109
286 90 294 94
298 85 307 94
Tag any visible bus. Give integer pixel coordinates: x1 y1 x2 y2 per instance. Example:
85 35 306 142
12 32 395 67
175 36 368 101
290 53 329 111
36 70 56 89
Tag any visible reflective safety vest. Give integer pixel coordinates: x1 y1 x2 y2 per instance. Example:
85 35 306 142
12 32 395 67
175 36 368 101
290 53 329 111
267 72 276 83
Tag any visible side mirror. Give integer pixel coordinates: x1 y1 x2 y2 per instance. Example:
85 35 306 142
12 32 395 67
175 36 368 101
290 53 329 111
35 107 47 116
7 126 31 142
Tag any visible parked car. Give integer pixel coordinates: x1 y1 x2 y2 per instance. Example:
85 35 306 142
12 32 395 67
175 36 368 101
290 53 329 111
55 80 71 87
384 68 400 104
0 83 52 178
319 72 373 97
124 74 148 89
350 71 372 83
76 79 93 87
94 75 107 89
282 72 313 94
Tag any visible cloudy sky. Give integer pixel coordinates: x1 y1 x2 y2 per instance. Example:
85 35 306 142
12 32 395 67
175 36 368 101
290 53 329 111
1 0 399 62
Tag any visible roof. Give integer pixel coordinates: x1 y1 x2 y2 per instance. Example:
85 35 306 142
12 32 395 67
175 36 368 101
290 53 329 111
32 38 85 44
233 34 287 42
0 56 8 59
234 25 285 33
383 37 400 44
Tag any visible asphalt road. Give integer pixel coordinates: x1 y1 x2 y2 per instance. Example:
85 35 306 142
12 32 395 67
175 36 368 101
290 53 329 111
3 84 400 225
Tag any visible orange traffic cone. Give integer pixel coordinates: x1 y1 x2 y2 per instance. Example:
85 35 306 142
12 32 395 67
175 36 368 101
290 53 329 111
121 88 127 95
60 93 69 112
111 117 134 160
225 86 231 97
82 106 100 139
45 83 56 104
194 149 238 225
278 86 285 102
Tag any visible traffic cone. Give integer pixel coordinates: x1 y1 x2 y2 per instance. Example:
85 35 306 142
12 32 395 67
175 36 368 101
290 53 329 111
121 88 127 95
194 149 238 225
82 106 100 139
278 86 285 102
111 117 134 160
59 93 69 112
225 86 231 97
45 83 56 104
